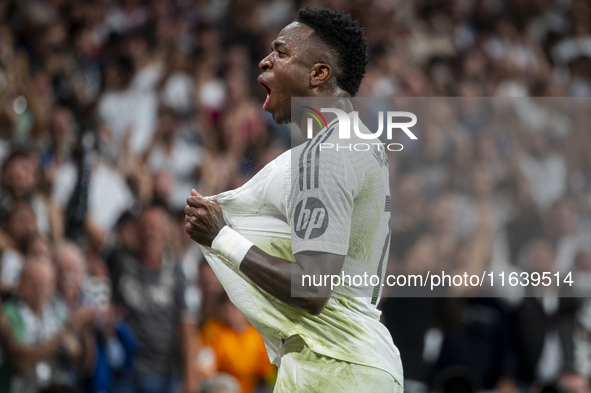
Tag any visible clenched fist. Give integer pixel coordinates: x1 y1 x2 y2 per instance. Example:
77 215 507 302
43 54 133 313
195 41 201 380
184 189 227 247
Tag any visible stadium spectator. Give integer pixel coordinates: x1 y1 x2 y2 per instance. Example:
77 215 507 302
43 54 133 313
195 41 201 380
199 293 275 393
86 205 196 393
0 149 62 239
86 302 136 393
0 259 95 393
0 200 39 292
54 242 88 312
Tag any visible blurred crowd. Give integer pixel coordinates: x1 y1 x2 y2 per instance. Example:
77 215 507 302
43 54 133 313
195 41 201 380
382 97 591 393
0 0 590 393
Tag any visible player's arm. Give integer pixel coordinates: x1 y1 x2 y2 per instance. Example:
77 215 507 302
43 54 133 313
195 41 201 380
184 191 344 315
241 248 344 315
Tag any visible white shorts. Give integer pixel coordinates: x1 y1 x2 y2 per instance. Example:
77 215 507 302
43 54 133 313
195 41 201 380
274 337 403 393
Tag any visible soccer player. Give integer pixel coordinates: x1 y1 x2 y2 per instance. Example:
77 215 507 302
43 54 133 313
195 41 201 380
184 8 403 392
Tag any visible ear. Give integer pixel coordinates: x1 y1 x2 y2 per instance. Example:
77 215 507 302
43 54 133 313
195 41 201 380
310 63 332 88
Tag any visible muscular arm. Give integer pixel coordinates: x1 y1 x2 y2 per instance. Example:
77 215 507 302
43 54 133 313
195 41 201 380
184 191 345 316
240 248 344 315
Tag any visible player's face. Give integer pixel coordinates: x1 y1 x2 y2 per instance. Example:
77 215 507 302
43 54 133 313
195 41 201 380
258 22 314 124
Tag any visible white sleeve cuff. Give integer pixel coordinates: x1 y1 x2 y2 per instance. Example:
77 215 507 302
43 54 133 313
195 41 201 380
210 226 254 269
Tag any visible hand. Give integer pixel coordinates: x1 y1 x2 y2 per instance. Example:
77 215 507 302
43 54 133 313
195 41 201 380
184 189 226 247
67 306 97 333
61 332 83 357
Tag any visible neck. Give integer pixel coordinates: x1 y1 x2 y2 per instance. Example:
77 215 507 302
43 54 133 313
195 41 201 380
297 95 353 138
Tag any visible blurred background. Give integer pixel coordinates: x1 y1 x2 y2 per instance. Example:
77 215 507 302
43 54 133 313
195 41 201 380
0 0 590 393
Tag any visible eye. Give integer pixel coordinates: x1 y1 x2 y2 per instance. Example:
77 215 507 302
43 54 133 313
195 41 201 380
277 50 286 57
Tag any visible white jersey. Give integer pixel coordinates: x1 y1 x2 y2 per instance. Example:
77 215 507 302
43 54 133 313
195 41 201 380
200 114 403 385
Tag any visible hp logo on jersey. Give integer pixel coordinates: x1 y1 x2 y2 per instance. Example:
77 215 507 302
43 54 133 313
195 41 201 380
294 197 329 240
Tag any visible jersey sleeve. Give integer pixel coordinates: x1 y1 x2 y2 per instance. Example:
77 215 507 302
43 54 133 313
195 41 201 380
289 146 358 255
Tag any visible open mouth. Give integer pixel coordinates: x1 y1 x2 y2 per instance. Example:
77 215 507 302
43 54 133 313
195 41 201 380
257 76 271 110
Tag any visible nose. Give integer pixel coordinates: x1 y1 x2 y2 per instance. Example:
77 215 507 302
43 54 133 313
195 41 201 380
259 54 272 71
